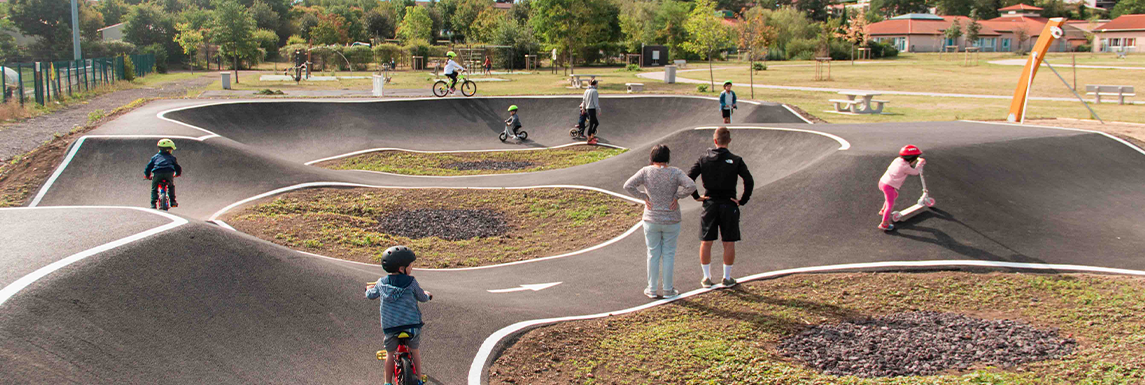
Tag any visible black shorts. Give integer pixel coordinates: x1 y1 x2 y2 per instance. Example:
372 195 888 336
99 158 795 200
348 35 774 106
721 109 731 119
700 199 740 242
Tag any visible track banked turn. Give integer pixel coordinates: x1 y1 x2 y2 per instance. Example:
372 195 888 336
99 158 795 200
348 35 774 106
2 96 1144 385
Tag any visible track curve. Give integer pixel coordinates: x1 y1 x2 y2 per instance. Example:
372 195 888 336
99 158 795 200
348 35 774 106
3 97 1144 385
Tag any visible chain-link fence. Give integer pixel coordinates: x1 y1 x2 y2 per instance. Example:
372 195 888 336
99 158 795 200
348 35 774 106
1 54 156 106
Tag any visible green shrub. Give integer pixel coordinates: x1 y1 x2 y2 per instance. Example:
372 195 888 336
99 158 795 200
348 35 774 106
697 84 708 92
1077 44 1092 52
753 62 766 71
625 63 640 71
287 35 306 45
372 43 403 66
867 41 899 58
786 38 818 60
256 89 285 95
139 44 168 73
122 56 136 81
344 45 373 70
87 109 106 122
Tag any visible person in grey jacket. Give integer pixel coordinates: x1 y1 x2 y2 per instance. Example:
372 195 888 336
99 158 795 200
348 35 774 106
624 144 697 299
580 79 601 144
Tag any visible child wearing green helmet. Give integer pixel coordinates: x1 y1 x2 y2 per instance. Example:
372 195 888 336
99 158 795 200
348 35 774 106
720 80 737 124
143 138 183 209
501 105 527 142
443 51 466 95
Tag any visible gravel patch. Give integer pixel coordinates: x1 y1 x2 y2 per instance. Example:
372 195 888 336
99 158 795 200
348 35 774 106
442 160 538 171
378 208 507 241
779 311 1077 378
0 73 214 161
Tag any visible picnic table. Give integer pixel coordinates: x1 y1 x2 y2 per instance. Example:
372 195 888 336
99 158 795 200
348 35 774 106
830 90 890 114
569 74 602 88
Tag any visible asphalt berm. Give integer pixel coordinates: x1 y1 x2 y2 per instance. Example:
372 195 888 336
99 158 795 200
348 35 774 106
379 208 508 241
779 311 1077 378
443 160 538 171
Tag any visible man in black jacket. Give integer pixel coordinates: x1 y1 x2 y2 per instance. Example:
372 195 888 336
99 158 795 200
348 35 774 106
687 127 754 288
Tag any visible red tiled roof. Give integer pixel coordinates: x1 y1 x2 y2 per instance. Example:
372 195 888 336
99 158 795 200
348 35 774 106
869 16 1000 36
1095 14 1145 31
999 3 1043 11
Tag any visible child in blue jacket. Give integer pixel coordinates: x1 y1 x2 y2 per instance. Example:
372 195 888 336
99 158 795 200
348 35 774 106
366 246 432 385
720 80 737 124
143 138 182 209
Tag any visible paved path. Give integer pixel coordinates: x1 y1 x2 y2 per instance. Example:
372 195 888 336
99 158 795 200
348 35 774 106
989 58 1145 70
0 73 215 162
200 88 434 98
2 96 1144 384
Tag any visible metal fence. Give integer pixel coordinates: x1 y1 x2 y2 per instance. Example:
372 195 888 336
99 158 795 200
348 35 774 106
1 54 156 107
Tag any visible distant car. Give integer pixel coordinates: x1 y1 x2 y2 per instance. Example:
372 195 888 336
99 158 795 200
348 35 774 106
350 42 371 47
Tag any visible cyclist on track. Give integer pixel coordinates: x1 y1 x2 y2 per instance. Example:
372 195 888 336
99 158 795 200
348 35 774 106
366 246 432 385
143 138 182 209
443 51 467 95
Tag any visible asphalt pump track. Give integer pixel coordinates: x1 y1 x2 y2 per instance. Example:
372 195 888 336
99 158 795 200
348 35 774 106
2 96 1144 384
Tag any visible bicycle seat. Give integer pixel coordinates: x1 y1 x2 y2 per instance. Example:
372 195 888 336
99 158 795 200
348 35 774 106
396 332 411 339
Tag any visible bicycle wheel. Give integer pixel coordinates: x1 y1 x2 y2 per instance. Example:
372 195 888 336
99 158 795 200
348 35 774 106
399 356 418 385
517 130 527 141
432 81 449 97
158 186 169 211
498 132 508 142
461 80 476 97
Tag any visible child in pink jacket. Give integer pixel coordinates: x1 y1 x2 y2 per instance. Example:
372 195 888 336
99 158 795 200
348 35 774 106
878 145 926 231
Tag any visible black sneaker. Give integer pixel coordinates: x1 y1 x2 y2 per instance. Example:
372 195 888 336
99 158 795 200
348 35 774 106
700 277 714 288
721 277 737 288
171 201 179 208
150 202 157 209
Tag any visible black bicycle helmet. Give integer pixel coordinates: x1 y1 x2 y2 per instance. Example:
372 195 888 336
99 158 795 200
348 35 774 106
381 245 417 273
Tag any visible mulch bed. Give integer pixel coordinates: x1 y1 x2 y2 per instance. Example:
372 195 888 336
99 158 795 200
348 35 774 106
378 208 508 241
778 311 1077 378
442 160 538 171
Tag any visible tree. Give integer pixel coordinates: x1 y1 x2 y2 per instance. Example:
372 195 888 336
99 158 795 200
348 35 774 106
936 0 972 16
100 0 129 26
298 12 320 40
736 6 775 98
682 0 733 90
124 3 179 62
174 22 204 68
619 0 658 52
944 18 962 49
311 13 350 44
839 7 870 47
394 0 416 21
490 17 540 68
209 0 258 76
251 1 281 32
453 0 493 42
1035 0 1070 18
1014 24 1030 52
530 0 615 74
965 11 982 47
363 9 396 39
655 0 693 60
870 0 928 18
472 8 507 43
328 5 366 42
797 0 831 21
80 4 105 41
9 0 72 59
510 0 532 23
397 5 434 44
1112 0 1145 18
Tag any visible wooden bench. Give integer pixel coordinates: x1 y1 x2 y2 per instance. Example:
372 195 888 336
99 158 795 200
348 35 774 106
1086 85 1135 105
673 60 687 68
626 83 644 93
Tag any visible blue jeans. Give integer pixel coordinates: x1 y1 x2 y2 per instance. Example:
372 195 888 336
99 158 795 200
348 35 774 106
643 221 681 291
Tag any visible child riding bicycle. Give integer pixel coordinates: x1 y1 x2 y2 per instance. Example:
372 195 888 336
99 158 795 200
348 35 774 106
143 138 182 209
443 51 466 95
366 246 432 385
505 105 523 139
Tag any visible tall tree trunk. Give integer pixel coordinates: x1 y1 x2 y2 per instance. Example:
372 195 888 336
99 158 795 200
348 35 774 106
708 50 714 92
749 49 754 99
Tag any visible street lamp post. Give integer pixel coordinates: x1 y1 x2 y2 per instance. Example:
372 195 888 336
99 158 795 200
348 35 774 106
71 0 81 60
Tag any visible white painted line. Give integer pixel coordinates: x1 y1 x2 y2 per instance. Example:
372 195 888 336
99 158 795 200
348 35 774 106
28 134 217 207
487 282 562 293
209 219 236 231
156 105 223 137
304 142 628 166
782 104 815 124
466 259 1145 384
0 206 187 307
962 120 1145 156
206 182 645 272
694 125 851 151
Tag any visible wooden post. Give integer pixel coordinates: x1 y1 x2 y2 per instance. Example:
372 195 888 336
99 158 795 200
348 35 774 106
1072 54 1077 90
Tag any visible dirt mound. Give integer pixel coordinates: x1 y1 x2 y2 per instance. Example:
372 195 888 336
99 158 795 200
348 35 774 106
779 311 1076 377
378 208 508 241
442 160 538 171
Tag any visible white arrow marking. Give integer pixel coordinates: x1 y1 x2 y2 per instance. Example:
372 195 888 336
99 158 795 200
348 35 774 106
487 282 562 293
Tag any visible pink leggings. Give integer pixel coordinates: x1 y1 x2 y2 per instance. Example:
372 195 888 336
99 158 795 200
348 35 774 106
879 182 898 225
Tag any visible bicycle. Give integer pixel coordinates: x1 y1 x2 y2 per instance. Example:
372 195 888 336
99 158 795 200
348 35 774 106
376 331 421 385
432 71 475 97
146 174 176 211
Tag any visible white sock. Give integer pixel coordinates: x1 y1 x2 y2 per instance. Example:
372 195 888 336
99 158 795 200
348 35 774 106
723 264 733 280
701 264 711 279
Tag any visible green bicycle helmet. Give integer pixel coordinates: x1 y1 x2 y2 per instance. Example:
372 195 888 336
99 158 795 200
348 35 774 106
446 51 457 58
508 105 518 111
157 138 176 150
723 80 733 86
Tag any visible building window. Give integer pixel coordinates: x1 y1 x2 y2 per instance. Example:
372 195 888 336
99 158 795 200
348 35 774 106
1001 38 1011 52
975 38 996 51
945 38 957 46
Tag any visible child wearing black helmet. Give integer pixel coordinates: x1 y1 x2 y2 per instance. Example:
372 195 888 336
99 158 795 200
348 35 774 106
366 246 432 385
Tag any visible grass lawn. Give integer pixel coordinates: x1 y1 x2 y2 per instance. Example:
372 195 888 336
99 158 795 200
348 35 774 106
490 272 1145 384
316 145 627 176
220 187 642 268
208 53 1145 125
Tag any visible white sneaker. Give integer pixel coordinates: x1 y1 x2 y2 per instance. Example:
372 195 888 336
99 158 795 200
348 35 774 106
643 288 659 299
662 288 679 298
